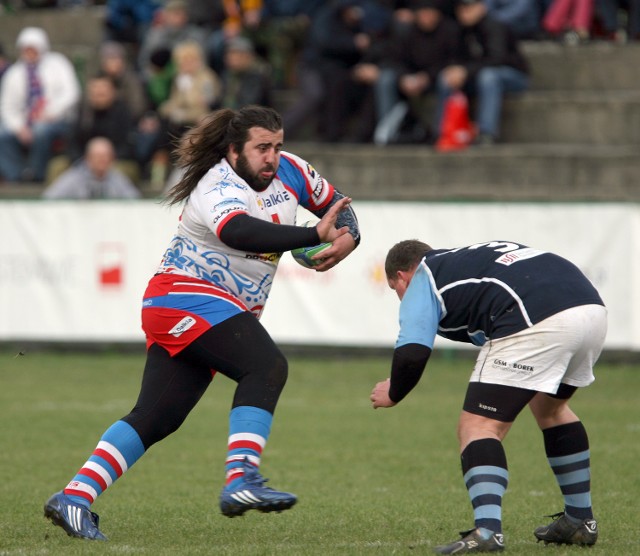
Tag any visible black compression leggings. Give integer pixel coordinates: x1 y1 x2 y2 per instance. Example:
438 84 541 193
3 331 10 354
121 312 288 449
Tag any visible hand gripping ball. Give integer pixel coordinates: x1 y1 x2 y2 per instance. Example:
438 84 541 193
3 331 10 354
291 221 332 268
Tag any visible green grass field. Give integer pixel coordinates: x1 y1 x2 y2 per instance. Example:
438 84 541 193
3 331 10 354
1 349 638 555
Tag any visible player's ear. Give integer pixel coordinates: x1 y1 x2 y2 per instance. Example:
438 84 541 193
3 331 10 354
386 274 397 291
227 142 240 163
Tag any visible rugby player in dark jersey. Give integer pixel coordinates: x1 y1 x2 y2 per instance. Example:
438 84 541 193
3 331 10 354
371 239 605 553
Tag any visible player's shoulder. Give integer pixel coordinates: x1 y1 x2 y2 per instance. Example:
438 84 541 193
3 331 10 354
279 151 320 178
186 166 249 214
280 150 303 165
198 161 250 192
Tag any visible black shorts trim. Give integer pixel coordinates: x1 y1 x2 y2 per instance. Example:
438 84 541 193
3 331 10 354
463 382 537 423
547 383 578 400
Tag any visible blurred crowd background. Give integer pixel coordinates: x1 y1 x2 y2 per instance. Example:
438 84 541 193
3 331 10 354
0 0 638 198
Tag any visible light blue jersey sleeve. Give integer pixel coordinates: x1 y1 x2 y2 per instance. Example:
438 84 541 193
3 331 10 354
396 263 442 349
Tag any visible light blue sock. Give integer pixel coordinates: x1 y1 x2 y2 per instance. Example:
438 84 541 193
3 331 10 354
224 406 273 489
64 420 145 507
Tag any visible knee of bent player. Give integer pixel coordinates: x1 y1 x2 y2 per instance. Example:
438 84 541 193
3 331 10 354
457 410 513 452
529 392 579 430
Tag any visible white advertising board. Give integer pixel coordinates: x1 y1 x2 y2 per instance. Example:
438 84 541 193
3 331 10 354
2 201 638 350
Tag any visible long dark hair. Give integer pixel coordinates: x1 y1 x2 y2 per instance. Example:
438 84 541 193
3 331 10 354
164 105 283 206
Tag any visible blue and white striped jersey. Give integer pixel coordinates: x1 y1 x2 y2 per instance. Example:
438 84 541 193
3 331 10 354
397 240 604 349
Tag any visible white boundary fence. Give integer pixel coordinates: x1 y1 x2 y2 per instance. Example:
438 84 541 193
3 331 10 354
3 201 639 350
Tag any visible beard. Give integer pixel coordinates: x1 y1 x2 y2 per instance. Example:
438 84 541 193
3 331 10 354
234 151 276 192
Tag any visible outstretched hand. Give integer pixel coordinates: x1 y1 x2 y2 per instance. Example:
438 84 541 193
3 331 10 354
370 378 397 409
311 197 356 272
315 197 352 243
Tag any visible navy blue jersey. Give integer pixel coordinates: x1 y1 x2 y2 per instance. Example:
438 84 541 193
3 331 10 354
397 241 604 349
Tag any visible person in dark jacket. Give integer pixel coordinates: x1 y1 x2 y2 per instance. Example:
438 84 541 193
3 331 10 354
436 0 530 145
370 0 463 144
243 0 326 88
72 75 136 162
310 0 392 142
485 0 541 39
104 0 160 51
220 36 272 110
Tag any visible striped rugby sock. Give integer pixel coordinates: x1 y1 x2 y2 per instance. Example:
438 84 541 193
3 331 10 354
461 438 508 536
225 406 272 487
63 420 145 508
543 421 593 521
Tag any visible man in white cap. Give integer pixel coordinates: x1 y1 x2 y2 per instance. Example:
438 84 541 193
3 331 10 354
0 27 80 183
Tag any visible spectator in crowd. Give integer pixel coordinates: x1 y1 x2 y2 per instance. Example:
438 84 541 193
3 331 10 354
72 75 136 163
153 40 222 187
379 0 419 34
542 0 595 43
220 36 271 109
184 0 229 73
42 137 142 199
485 0 541 38
41 75 139 185
0 27 80 183
183 0 263 76
596 0 640 41
310 0 393 143
371 0 463 145
134 47 174 181
104 0 161 62
220 0 265 39
243 0 326 89
143 47 176 110
158 40 221 136
280 9 329 140
137 0 207 80
436 0 530 146
96 40 161 179
97 40 148 121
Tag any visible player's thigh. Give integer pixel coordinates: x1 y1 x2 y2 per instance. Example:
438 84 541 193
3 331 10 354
463 381 537 423
459 382 535 449
182 311 287 383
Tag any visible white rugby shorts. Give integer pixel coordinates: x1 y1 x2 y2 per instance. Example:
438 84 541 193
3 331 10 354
471 304 608 394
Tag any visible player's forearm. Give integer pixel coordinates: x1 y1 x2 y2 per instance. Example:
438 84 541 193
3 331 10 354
219 213 319 253
388 343 431 403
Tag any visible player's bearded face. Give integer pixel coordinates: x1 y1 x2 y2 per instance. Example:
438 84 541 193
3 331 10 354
232 127 283 192
235 150 276 191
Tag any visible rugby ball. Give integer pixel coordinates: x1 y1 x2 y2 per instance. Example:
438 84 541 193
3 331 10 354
291 221 331 268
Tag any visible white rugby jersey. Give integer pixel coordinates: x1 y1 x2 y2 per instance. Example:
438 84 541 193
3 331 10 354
157 152 335 318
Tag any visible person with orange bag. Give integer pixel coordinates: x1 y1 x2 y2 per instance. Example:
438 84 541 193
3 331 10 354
434 0 530 147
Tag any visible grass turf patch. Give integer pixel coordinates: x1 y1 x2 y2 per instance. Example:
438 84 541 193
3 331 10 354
1 350 639 554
